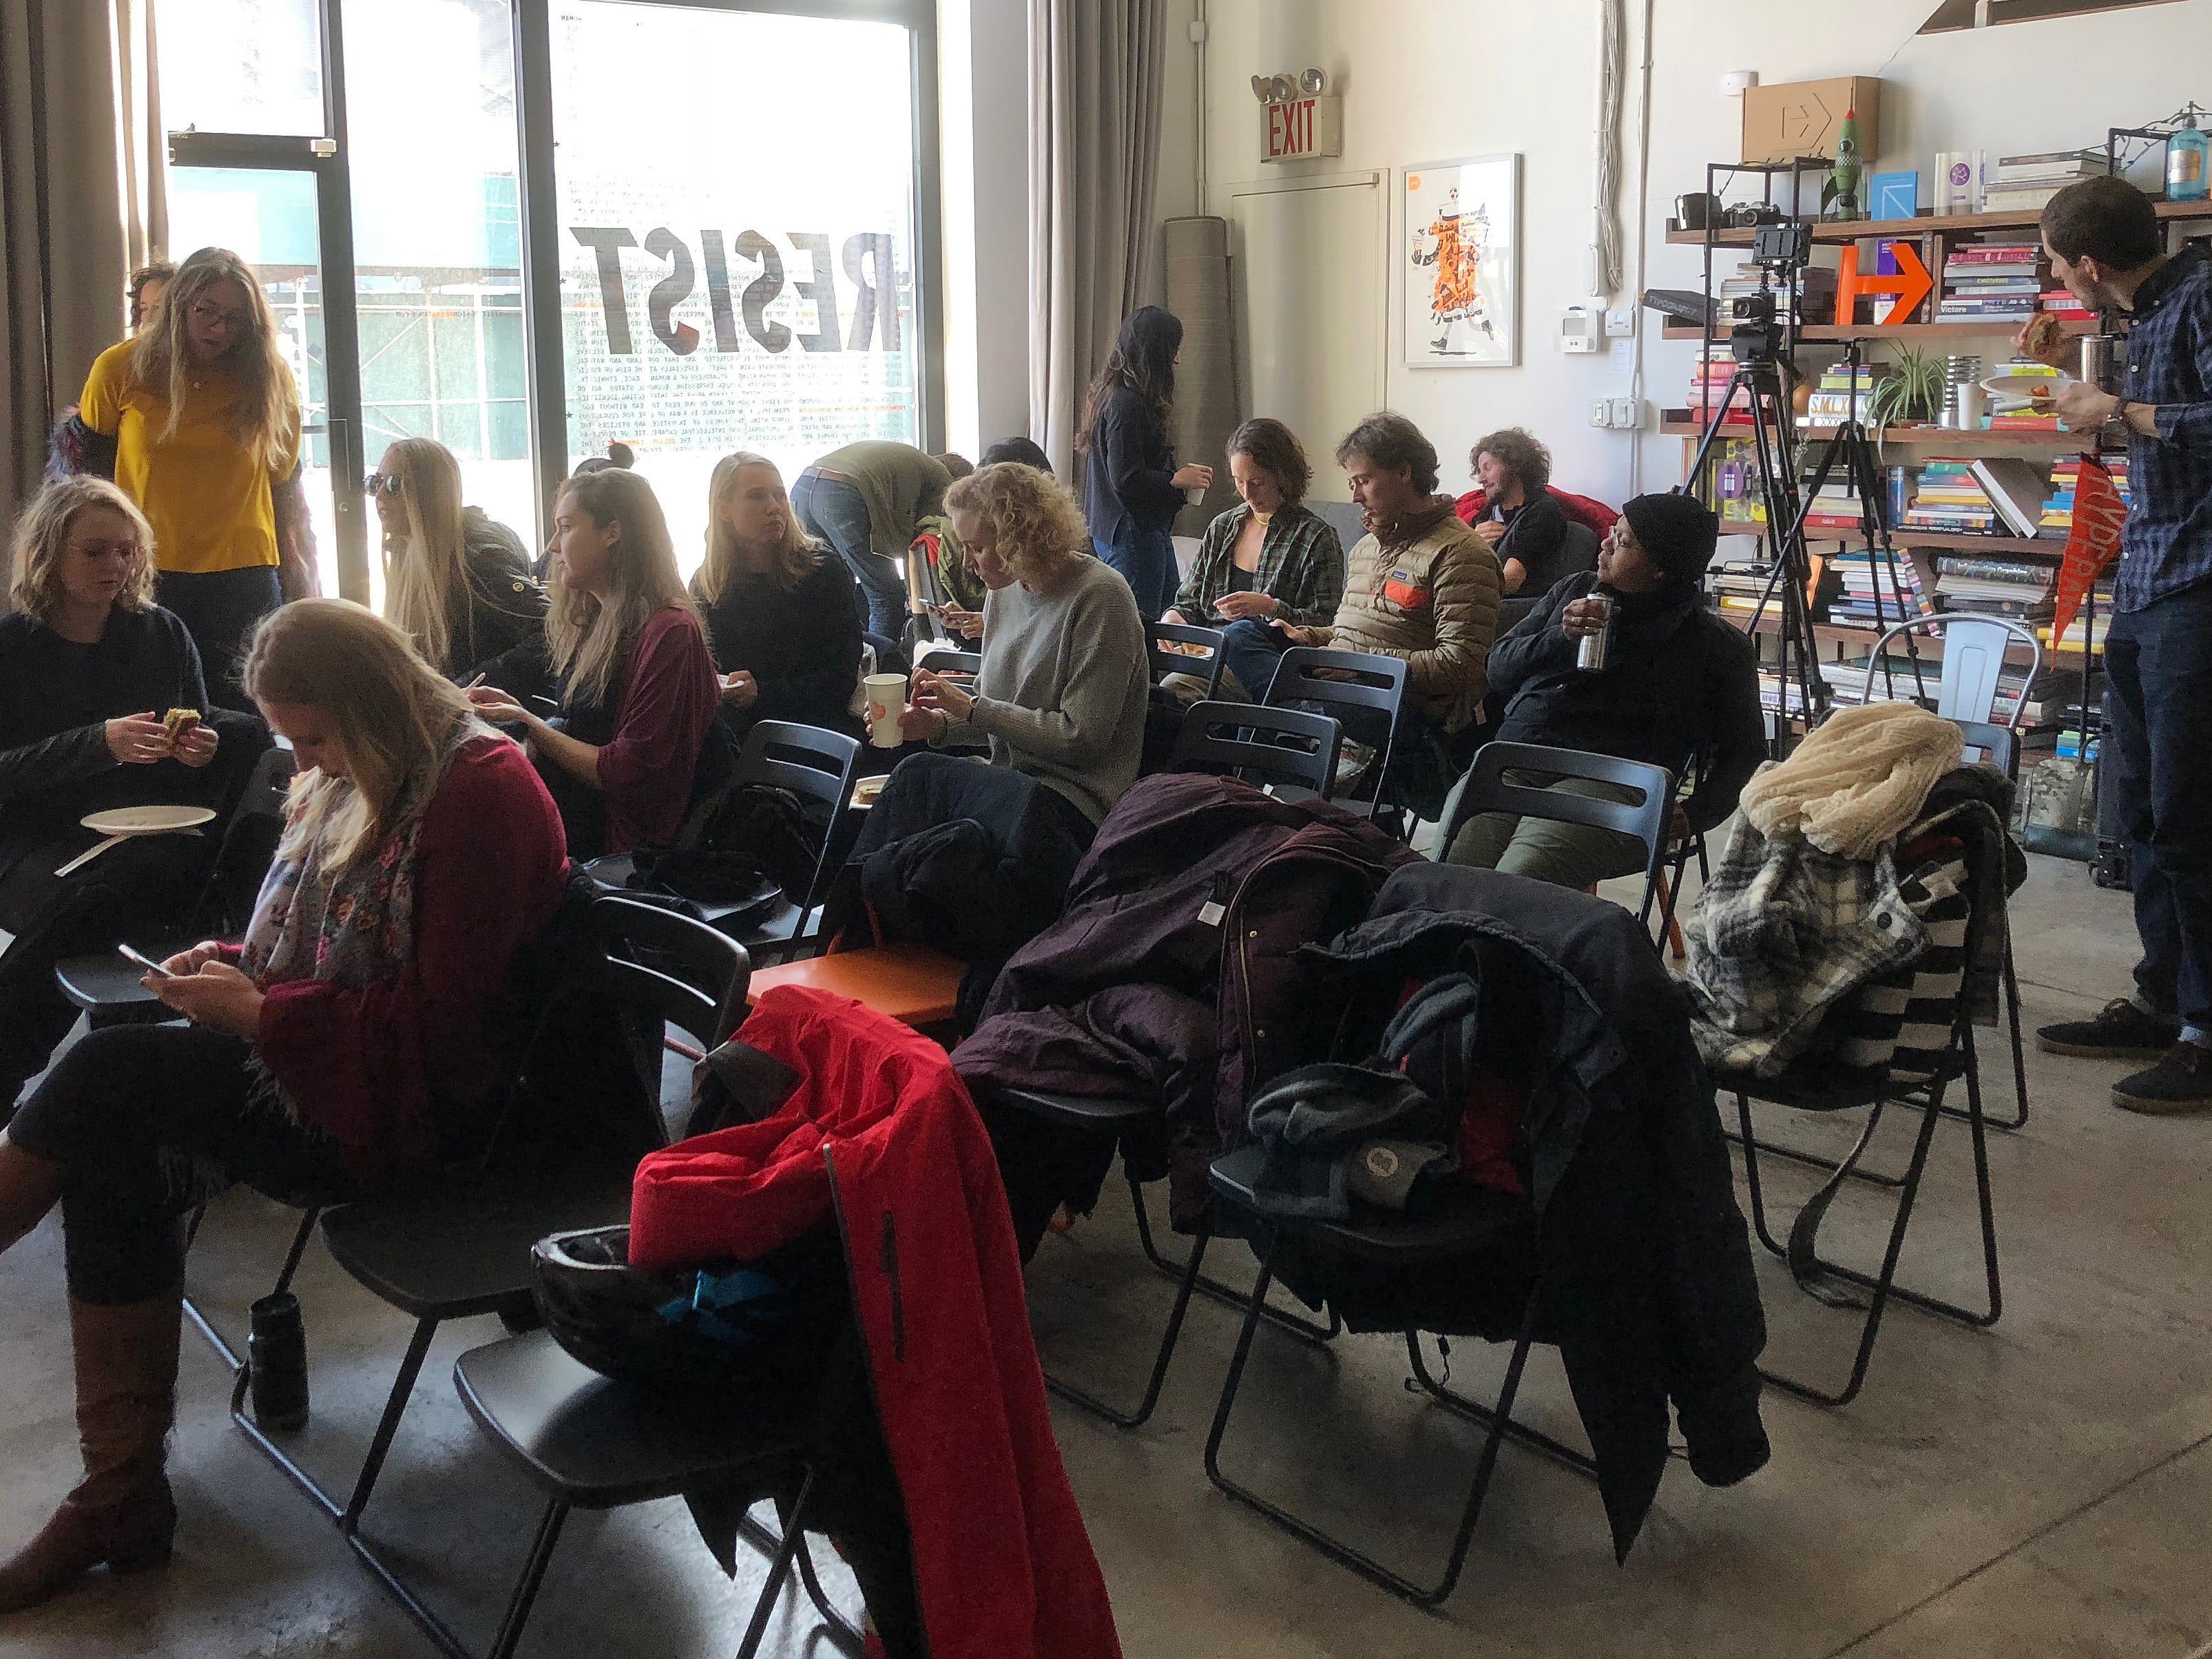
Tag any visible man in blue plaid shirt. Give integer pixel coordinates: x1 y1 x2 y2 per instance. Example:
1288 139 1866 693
2030 177 2212 1113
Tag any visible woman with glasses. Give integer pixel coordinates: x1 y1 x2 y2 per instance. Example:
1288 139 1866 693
366 439 545 683
76 248 306 707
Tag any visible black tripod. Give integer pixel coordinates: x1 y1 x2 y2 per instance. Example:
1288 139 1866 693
1786 340 1931 702
1686 353 1828 746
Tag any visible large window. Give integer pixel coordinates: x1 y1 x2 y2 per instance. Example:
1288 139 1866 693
550 1 924 573
154 0 936 592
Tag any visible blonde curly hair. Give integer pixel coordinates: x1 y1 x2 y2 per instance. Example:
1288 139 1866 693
943 461 1089 585
9 477 157 623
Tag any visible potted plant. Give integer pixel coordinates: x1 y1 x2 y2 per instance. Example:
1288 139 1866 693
1866 346 1946 455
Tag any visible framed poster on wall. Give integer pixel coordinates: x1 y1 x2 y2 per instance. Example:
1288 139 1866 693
1404 154 1520 368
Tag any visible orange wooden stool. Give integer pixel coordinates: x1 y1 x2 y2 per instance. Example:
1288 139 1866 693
745 941 966 1030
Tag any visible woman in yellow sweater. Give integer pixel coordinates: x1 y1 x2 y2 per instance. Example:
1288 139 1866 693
77 248 305 707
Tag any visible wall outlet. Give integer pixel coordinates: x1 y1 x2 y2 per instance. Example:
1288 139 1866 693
1607 396 1646 430
1604 307 1636 339
1559 306 1601 354
1589 398 1613 428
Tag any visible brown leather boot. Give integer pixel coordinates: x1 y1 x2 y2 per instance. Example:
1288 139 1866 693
0 1134 65 1256
0 1292 182 1613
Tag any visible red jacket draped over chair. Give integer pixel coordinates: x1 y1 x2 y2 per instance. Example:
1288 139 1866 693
629 987 1123 1659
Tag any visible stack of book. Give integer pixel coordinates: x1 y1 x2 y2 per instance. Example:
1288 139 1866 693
2038 574 2119 655
1824 548 1937 627
1932 554 2056 620
2041 286 2094 322
1685 348 1751 428
1939 242 2042 321
1990 667 2083 727
1799 362 1886 430
1903 461 2001 532
1707 552 1775 626
1709 441 1768 529
2040 457 2133 536
1983 151 2107 216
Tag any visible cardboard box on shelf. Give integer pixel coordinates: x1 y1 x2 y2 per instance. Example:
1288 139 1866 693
1742 76 1881 166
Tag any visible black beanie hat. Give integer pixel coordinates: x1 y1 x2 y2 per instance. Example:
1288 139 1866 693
1622 492 1720 585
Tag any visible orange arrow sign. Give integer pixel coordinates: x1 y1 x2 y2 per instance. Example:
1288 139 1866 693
1834 240 1934 327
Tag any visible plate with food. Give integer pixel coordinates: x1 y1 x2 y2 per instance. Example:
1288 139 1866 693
853 774 888 808
81 804 218 835
1981 367 2074 410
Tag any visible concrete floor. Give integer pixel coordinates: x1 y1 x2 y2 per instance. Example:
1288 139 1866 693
5 851 2211 1658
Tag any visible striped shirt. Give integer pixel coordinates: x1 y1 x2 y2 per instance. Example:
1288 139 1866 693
1171 502 1346 627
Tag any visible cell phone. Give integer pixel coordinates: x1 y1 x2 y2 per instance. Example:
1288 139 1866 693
116 943 174 979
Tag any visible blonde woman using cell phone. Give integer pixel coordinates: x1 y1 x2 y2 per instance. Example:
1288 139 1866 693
0 599 567 1614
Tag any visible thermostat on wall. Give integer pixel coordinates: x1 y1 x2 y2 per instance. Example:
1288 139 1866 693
1558 306 1601 354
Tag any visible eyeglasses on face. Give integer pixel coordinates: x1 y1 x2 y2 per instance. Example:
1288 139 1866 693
363 472 402 497
188 300 251 332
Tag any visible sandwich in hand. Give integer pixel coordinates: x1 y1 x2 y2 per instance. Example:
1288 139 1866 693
161 708 201 749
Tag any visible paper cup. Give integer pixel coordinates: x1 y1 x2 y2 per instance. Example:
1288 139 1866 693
1185 486 1207 507
863 671 908 749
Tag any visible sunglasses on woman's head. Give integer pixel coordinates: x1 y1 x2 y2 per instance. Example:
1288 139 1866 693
363 472 401 497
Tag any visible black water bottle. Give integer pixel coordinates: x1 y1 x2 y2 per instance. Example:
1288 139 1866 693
248 1292 310 1432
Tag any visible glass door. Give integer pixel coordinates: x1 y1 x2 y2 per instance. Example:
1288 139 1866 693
166 163 365 605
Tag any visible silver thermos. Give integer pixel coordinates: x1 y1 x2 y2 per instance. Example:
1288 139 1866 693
1576 593 1617 672
2080 333 2119 395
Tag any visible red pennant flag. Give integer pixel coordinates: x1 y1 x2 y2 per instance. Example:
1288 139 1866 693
2049 453 2127 647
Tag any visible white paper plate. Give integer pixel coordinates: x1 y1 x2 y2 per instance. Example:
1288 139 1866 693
81 805 216 835
1980 370 2072 404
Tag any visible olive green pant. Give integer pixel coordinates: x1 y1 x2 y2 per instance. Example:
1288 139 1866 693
1445 774 1649 892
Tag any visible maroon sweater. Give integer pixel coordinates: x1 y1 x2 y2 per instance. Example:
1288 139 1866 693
593 605 720 855
248 735 568 1178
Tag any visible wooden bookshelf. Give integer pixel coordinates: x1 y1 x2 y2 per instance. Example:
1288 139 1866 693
1662 412 2084 449
1662 317 2094 342
1730 611 2094 664
1665 198 2212 247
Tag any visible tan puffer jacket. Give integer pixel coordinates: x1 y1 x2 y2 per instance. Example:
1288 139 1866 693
1317 498 1502 732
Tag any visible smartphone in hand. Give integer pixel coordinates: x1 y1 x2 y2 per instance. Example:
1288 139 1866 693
116 943 174 979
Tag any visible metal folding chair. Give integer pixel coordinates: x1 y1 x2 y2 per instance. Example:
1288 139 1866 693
1147 620 1227 698
1167 700 1343 798
1200 1148 1596 1607
1261 646 1409 818
1434 740 1678 932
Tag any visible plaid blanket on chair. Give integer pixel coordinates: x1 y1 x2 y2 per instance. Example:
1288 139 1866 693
1680 813 1929 1079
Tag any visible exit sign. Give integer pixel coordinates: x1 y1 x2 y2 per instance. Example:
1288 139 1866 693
1262 96 1342 164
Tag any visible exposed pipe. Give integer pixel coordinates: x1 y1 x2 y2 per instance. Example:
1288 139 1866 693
1193 0 1207 214
1593 0 1626 298
1627 0 1655 494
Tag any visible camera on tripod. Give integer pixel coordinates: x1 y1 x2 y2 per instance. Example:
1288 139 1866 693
1727 220 1815 366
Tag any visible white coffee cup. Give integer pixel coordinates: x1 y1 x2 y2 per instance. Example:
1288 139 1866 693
863 671 908 749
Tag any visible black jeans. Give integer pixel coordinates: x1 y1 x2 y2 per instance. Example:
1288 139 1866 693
156 565 284 710
2103 581 2212 1039
8 1024 353 1304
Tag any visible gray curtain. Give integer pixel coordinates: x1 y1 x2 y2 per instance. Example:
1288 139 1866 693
1027 0 1167 478
0 0 160 589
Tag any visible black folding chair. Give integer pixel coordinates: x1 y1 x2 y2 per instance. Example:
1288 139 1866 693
1261 646 1409 816
978 1083 1336 1429
914 646 981 678
1718 861 2004 1410
53 742 296 1019
1434 741 1678 930
450 1333 845 1659
1167 700 1342 798
1147 620 1227 698
1200 1148 1596 1607
722 722 864 963
1949 719 2029 1133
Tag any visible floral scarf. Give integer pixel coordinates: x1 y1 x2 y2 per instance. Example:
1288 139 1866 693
239 718 490 993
